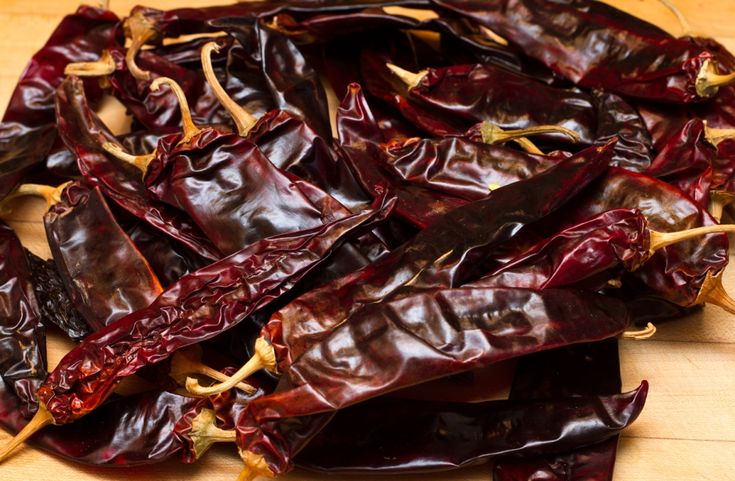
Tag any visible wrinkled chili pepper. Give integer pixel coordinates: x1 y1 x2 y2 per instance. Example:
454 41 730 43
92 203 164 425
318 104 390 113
43 182 163 331
0 221 46 417
24 250 89 341
0 193 395 461
431 0 735 103
235 287 632 477
55 76 222 261
0 6 118 201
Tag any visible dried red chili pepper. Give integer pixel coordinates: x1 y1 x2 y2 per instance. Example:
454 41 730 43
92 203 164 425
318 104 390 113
0 221 47 417
55 76 221 261
432 0 735 103
296 382 647 473
234 287 632 478
42 182 163 331
0 194 394 460
24 250 89 341
0 6 118 200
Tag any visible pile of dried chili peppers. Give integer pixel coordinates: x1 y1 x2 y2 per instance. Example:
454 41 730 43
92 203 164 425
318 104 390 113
1 0 735 480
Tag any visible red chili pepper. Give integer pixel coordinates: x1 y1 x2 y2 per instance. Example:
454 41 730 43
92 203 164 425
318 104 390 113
432 0 735 103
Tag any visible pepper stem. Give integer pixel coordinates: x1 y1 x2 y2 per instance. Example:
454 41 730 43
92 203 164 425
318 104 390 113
704 122 735 147
0 403 54 462
170 347 256 395
0 182 71 214
201 42 257 136
696 59 735 98
123 10 160 81
64 50 116 77
480 122 579 154
386 63 428 90
186 337 276 397
150 77 202 145
239 449 275 480
98 0 110 9
622 322 657 340
189 408 236 459
696 270 735 313
648 224 735 255
709 191 735 222
102 143 155 173
479 25 509 46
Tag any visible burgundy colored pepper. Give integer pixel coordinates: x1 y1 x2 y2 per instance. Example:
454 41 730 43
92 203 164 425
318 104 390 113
431 0 735 103
55 76 221 261
0 193 394 461
234 287 633 478
0 222 46 418
0 6 118 200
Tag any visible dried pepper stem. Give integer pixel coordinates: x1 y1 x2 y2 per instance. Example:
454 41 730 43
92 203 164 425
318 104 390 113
189 409 236 459
386 63 428 90
704 123 735 147
479 25 509 46
123 10 160 81
238 450 274 481
201 41 257 136
696 59 735 98
695 270 735 313
185 337 276 396
170 348 256 395
709 191 735 222
648 224 735 254
480 122 580 154
622 322 657 340
0 404 54 462
64 50 115 77
0 182 71 214
102 143 156 173
150 77 202 145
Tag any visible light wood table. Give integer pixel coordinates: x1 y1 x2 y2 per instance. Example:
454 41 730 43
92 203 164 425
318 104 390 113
2 1 735 480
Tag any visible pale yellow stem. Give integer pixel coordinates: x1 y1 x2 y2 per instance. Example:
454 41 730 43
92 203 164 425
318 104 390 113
189 409 236 459
704 122 735 147
695 270 735 313
185 337 276 396
0 404 54 462
239 449 275 479
648 224 735 255
150 77 202 145
201 42 257 136
386 63 428 90
123 10 160 81
65 50 116 77
102 143 155 174
622 322 657 340
696 59 735 98
170 348 256 395
709 191 735 222
479 25 509 46
480 122 580 145
0 182 71 214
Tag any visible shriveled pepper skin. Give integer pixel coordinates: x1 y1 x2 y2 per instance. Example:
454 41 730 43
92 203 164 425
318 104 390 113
37 195 395 425
296 383 647 473
44 183 162 331
432 0 717 103
239 288 632 475
0 222 47 417
55 76 221 261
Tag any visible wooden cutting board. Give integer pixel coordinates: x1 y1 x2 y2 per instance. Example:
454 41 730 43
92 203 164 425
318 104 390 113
2 1 735 480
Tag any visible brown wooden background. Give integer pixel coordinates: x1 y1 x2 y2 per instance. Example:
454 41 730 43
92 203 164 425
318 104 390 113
1 1 735 480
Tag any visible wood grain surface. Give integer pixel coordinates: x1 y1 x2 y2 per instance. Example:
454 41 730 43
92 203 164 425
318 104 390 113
2 1 735 480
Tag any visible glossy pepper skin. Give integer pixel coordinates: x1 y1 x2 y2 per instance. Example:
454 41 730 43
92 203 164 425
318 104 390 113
0 222 47 417
238 288 632 476
24 251 89 341
36 195 395 425
44 183 163 331
296 382 647 473
0 6 118 201
55 76 221 261
432 0 721 103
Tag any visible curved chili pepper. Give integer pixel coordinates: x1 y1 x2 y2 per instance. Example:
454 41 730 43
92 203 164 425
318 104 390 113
0 194 395 461
431 0 735 102
0 222 46 417
235 287 632 477
0 6 118 200
55 76 221 261
24 251 89 341
43 182 163 331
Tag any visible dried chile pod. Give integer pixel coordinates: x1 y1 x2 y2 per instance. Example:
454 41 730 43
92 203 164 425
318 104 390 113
0 6 118 200
44 182 163 331
24 250 89 341
0 222 47 417
431 0 733 103
296 382 647 473
0 193 396 462
235 288 633 477
55 76 222 261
